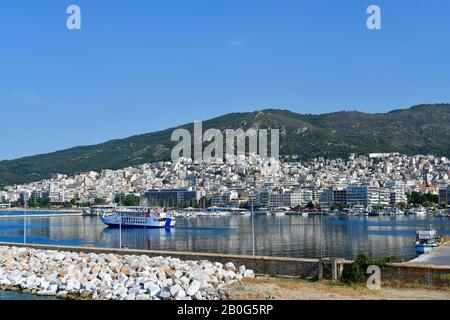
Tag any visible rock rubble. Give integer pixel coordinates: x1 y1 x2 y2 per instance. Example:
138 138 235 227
0 246 255 300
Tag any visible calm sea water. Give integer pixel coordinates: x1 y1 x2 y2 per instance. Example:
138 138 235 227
0 212 449 260
0 290 57 300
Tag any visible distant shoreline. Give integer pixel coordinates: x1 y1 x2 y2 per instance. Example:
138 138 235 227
0 208 82 213
0 208 83 218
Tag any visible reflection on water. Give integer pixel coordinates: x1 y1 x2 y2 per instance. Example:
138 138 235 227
0 215 448 260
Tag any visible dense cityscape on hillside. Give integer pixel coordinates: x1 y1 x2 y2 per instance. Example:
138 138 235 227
1 104 449 187
1 152 449 210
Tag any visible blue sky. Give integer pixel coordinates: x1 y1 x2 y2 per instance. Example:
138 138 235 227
1 0 449 160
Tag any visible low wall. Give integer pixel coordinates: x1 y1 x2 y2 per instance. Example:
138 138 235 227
380 263 450 288
0 242 346 280
2 242 448 288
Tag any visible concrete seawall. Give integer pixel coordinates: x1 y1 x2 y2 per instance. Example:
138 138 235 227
1 242 449 288
0 242 347 280
378 263 450 288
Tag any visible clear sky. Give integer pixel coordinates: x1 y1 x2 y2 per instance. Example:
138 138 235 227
1 0 449 160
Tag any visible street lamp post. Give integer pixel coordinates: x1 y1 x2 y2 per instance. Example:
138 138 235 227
119 211 122 249
320 208 323 259
119 193 122 249
24 202 27 244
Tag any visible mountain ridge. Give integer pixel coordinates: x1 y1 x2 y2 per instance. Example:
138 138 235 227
1 103 449 186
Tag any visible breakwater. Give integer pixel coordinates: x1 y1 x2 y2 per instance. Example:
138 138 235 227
0 245 255 300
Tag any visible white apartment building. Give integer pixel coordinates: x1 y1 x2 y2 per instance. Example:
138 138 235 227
390 187 407 205
269 190 303 208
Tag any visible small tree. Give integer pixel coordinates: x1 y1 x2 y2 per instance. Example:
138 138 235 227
397 202 407 210
41 197 51 207
121 195 140 207
342 252 396 284
27 198 38 208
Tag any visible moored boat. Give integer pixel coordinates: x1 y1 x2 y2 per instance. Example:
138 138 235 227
415 208 427 216
368 209 380 217
414 226 442 254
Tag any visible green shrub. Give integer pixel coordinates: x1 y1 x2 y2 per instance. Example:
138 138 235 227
342 253 396 284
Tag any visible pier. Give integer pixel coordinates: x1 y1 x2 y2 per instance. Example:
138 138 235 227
405 238 450 267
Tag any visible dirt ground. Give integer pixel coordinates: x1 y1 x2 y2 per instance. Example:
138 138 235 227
223 276 450 300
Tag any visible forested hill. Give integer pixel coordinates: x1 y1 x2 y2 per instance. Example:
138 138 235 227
1 104 449 186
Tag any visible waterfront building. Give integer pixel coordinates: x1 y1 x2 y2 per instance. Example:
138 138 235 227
390 187 407 206
268 189 304 208
269 192 283 208
19 190 31 205
248 192 260 207
438 185 450 205
258 190 270 207
319 188 333 207
346 185 371 207
375 187 391 207
282 190 304 208
41 184 65 203
212 193 228 206
31 190 42 203
145 188 201 206
333 188 347 205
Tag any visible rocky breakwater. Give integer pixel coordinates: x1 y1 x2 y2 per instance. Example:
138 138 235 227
0 246 255 300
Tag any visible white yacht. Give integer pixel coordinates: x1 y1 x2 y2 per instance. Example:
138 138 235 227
415 208 427 216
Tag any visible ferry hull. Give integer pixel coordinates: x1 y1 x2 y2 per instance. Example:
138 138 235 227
415 245 433 254
101 219 175 229
101 215 175 229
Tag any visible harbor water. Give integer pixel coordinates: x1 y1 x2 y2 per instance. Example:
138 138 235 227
0 290 57 300
0 212 449 260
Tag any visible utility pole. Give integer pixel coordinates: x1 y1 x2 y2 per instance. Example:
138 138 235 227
119 193 122 249
113 180 122 249
251 192 255 256
119 210 122 249
23 200 27 244
320 208 323 259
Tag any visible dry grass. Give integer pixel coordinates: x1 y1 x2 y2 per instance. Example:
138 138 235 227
224 276 450 300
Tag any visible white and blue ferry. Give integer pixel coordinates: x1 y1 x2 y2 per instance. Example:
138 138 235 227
101 208 176 228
